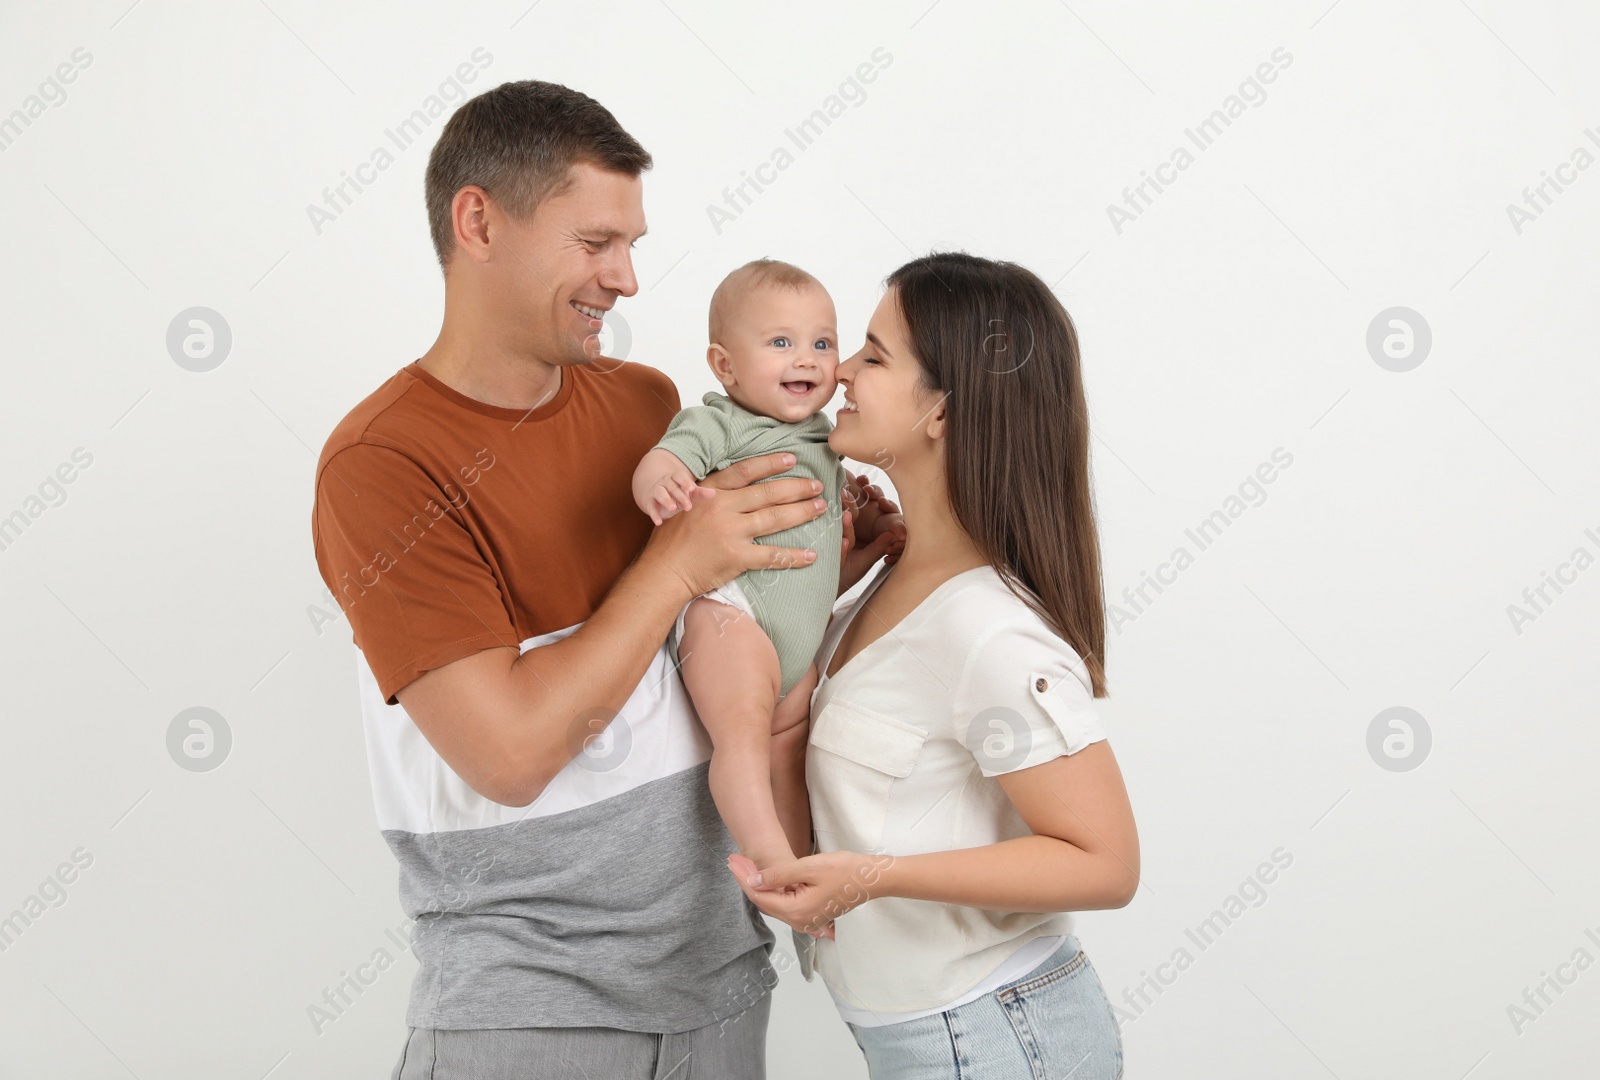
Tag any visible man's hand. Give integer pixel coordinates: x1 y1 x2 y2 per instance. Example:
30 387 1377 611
642 451 830 603
839 473 905 597
395 453 827 809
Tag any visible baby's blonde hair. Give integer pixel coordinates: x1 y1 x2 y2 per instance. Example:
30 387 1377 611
708 258 825 342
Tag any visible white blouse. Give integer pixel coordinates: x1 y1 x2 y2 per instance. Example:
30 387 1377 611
792 560 1108 1018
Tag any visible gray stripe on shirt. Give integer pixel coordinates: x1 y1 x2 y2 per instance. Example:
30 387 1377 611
384 760 776 1032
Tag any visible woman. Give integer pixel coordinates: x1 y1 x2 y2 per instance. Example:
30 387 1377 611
729 252 1139 1079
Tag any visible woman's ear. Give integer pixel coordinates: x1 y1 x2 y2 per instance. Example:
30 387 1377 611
922 390 951 440
706 343 736 388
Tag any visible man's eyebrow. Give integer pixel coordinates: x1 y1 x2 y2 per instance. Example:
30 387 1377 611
866 331 893 357
579 225 649 240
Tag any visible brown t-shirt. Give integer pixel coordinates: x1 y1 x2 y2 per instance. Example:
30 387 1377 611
311 358 680 704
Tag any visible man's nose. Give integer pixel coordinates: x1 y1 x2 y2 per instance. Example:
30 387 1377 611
600 248 638 297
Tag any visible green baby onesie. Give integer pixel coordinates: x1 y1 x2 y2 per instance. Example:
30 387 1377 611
654 391 847 696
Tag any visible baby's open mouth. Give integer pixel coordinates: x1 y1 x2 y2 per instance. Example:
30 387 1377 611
782 381 816 396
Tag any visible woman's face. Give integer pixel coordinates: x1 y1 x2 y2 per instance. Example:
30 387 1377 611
829 286 942 473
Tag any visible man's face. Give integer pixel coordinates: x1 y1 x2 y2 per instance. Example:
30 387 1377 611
485 161 646 366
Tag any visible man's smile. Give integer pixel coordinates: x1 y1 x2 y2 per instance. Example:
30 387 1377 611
571 300 608 326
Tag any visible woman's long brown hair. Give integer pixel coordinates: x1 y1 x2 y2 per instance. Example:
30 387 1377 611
887 252 1107 696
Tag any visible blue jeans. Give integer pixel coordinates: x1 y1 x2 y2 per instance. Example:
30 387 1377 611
846 936 1123 1079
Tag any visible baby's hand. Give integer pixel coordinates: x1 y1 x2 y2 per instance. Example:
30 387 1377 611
872 512 908 562
646 469 700 526
633 448 703 525
845 476 906 558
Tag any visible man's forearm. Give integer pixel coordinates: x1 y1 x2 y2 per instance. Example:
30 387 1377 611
497 551 692 801
397 453 828 809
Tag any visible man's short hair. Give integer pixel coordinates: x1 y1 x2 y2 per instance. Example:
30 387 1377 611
424 80 652 271
708 258 825 342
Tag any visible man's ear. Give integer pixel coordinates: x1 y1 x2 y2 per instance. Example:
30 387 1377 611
453 185 495 265
706 343 736 388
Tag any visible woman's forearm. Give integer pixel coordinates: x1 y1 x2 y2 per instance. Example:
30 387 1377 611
871 835 1136 913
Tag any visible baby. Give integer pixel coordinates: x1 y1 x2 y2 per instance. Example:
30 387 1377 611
632 258 896 870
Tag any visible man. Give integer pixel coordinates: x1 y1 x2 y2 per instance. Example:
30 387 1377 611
311 80 897 1078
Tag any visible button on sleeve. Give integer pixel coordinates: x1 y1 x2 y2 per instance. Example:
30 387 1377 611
953 615 1106 778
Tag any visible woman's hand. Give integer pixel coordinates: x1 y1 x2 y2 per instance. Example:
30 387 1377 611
727 849 891 939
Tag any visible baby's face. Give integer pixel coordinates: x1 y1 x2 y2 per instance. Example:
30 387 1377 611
716 285 839 424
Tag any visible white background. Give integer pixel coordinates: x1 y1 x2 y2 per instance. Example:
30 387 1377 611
1 1 1597 1077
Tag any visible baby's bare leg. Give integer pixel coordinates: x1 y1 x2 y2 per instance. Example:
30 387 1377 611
679 596 794 869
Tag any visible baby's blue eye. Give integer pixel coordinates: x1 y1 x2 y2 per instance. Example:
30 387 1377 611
814 339 832 351
771 336 790 348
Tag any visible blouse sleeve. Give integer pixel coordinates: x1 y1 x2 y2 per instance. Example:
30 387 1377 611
951 613 1106 777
